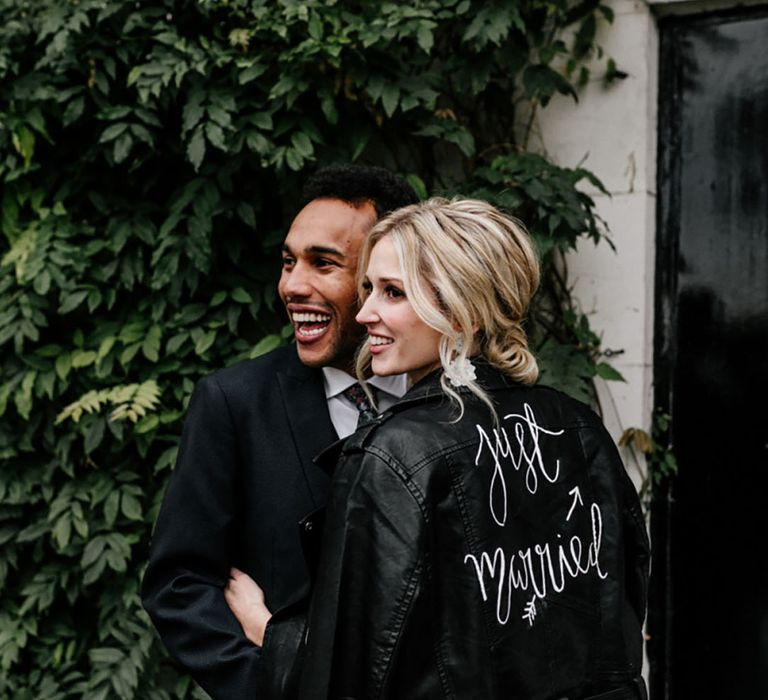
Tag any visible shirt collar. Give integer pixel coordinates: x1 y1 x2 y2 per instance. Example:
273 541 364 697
321 367 408 400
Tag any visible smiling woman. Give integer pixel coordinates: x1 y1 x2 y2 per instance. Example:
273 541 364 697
355 197 540 417
356 236 444 385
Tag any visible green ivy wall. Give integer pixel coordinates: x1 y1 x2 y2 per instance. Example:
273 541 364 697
0 1 618 697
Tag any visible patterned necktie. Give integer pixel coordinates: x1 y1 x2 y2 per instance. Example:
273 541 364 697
341 383 378 428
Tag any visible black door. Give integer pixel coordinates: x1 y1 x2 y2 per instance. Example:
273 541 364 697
653 9 768 699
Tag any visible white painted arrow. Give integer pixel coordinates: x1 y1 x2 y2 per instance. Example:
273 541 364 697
566 486 584 521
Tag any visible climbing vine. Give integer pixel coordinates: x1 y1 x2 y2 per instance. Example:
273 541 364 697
0 1 619 696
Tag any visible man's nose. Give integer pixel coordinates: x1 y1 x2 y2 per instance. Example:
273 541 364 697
281 262 314 298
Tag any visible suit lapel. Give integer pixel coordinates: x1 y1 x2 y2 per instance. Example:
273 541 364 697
277 351 337 509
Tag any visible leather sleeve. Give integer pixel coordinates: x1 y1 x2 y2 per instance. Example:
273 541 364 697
618 450 651 628
297 448 426 700
141 376 261 700
255 597 309 700
579 420 650 677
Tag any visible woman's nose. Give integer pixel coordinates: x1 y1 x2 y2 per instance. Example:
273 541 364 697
355 294 378 324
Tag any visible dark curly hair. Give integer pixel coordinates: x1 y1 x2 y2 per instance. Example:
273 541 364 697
301 163 419 219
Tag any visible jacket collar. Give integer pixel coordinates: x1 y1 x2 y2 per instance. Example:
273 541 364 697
386 358 514 414
313 359 516 474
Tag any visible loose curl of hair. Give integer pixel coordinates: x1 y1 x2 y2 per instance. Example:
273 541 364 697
355 197 540 420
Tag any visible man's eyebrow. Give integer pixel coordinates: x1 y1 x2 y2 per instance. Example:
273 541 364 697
305 245 345 257
281 243 345 257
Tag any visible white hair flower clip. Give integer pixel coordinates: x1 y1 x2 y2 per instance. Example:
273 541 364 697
446 336 477 387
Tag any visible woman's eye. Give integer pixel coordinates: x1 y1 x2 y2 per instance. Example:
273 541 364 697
385 285 404 299
360 280 372 296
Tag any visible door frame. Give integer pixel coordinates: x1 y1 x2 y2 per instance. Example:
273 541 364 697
650 6 768 698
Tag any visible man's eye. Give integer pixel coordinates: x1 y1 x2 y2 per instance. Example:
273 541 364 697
282 257 295 267
315 258 335 268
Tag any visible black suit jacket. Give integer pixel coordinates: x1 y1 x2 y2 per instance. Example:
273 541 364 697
142 345 336 700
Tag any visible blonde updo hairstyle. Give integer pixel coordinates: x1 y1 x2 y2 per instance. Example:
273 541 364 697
355 197 540 418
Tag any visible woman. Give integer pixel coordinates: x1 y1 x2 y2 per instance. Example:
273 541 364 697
227 198 650 699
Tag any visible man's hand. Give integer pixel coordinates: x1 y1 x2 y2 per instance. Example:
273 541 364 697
224 567 273 647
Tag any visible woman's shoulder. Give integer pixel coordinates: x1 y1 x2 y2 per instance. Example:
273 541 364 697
371 381 601 451
502 382 603 430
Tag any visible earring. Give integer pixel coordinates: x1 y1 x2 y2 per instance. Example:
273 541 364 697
446 336 476 387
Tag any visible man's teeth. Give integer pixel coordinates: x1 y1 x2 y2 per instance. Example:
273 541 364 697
299 326 326 336
292 312 331 323
369 336 393 346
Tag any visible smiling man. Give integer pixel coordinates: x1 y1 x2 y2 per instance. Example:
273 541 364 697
279 197 374 370
142 164 417 700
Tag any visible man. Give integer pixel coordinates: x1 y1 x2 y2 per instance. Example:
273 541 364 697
142 164 418 699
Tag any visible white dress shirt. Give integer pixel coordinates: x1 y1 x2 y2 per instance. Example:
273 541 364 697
321 367 409 439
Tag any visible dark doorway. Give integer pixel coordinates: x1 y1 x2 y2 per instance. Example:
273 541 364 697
653 8 768 699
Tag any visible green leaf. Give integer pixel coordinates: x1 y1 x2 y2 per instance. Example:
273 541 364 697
120 342 142 366
381 84 399 118
187 127 206 170
90 647 123 665
103 492 119 528
250 112 273 130
596 362 625 382
142 324 162 362
523 64 577 105
236 202 256 228
58 290 89 314
405 173 428 200
239 62 268 85
416 23 434 53
113 133 133 163
18 519 50 543
120 492 143 520
166 332 188 354
291 131 313 158
99 123 129 143
72 350 97 368
63 97 85 126
134 413 159 434
52 516 72 549
250 334 282 358
97 336 116 360
284 148 303 171
84 417 106 453
308 12 323 40
83 557 107 586
231 287 253 304
205 122 226 150
14 371 36 419
53 352 71 382
194 330 217 356
319 90 338 124
33 268 51 295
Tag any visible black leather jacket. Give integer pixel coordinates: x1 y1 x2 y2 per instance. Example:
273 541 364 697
261 364 650 700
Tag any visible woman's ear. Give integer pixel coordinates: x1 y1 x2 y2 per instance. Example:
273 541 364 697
450 319 480 335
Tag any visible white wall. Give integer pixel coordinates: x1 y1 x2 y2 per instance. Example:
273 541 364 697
532 0 659 473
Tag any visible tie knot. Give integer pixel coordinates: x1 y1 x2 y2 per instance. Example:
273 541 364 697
341 383 378 427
